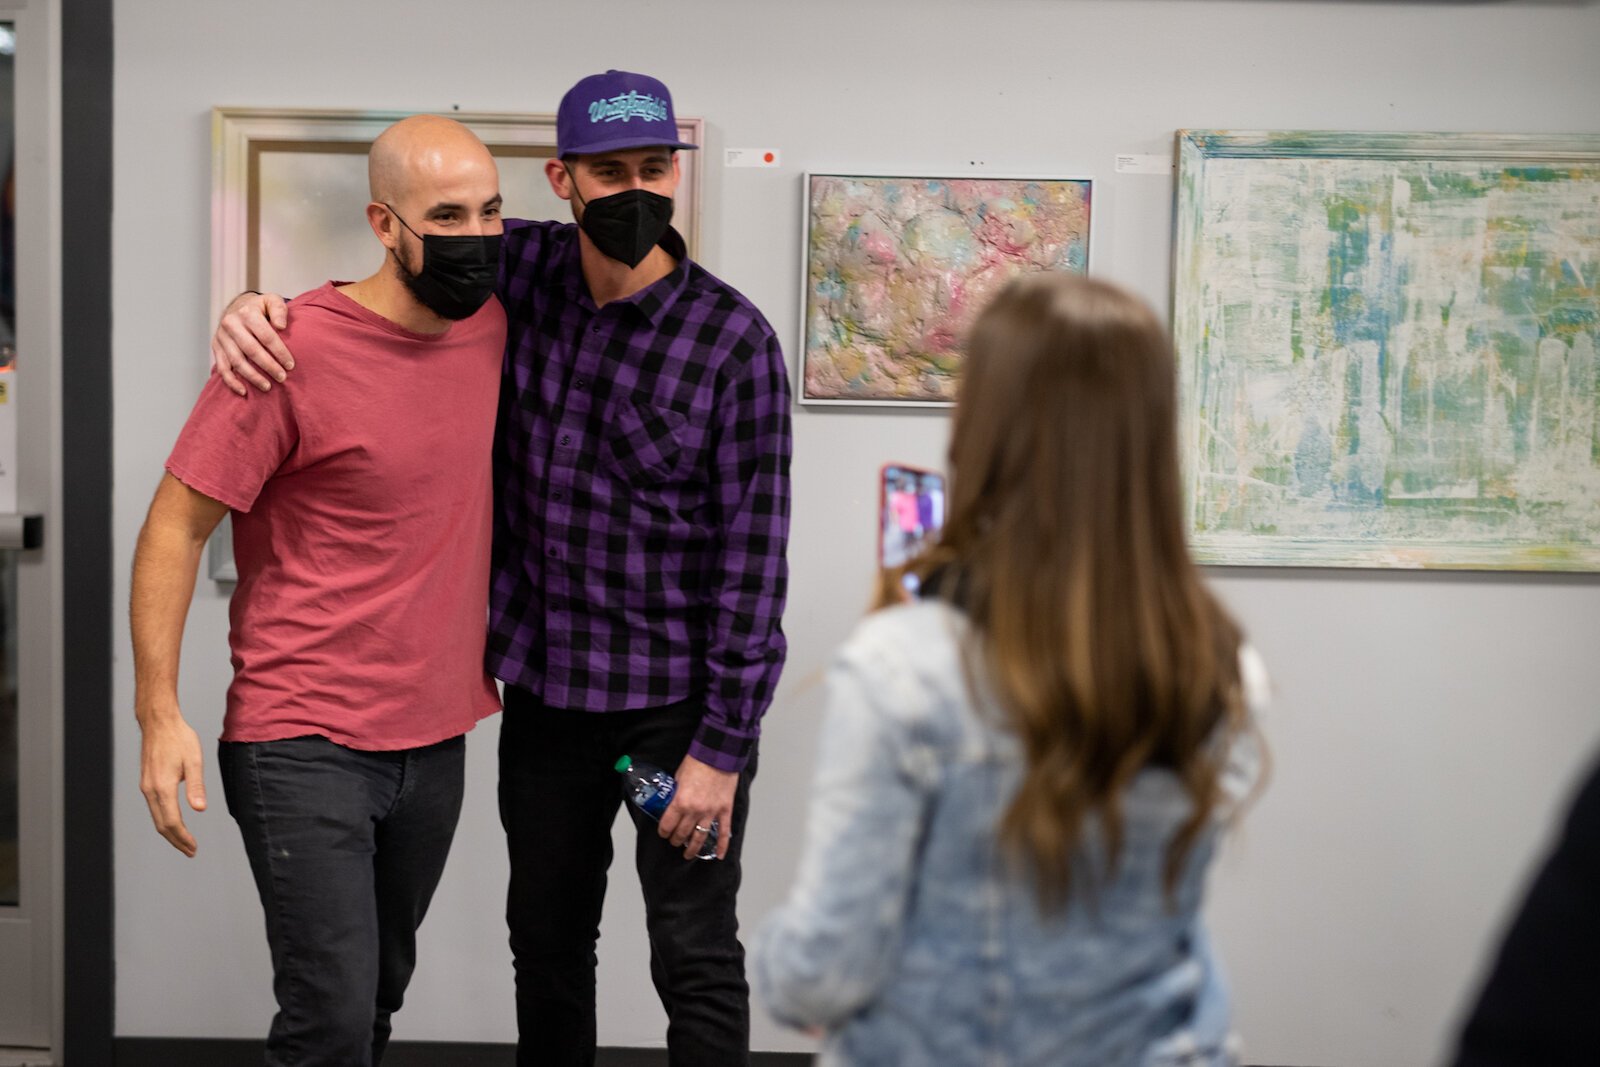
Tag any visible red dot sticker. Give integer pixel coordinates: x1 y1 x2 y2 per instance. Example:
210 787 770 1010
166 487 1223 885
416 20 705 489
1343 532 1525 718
763 152 775 164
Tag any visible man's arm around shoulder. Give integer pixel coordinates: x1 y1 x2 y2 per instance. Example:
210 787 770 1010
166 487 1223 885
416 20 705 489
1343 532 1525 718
212 291 295 396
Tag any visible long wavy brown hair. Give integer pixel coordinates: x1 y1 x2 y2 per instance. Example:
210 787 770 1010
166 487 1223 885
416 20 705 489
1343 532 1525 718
906 272 1252 908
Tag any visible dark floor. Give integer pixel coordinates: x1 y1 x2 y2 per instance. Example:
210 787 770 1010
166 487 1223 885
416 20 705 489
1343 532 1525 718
113 1040 812 1066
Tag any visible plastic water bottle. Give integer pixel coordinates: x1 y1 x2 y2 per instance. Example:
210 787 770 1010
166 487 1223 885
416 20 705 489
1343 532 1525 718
615 755 719 860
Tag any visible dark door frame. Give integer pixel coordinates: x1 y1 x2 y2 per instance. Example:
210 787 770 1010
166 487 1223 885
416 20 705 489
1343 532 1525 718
62 0 114 1060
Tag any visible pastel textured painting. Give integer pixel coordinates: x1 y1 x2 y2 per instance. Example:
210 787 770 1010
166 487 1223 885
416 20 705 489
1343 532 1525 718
803 175 1091 404
1175 132 1600 570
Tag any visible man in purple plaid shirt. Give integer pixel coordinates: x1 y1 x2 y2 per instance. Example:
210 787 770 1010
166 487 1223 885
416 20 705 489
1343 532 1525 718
212 69 792 1067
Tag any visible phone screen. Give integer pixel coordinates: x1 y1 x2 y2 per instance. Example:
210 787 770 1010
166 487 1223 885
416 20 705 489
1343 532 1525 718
879 463 946 570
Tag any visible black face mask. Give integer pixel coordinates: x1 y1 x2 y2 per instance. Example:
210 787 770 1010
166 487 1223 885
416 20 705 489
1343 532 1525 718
568 173 674 269
387 206 501 320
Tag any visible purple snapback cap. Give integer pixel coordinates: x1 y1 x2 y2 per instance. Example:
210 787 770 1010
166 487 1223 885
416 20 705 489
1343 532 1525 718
557 70 699 158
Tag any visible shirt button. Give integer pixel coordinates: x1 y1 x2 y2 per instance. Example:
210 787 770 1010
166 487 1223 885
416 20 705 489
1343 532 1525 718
552 490 563 501
547 547 559 558
560 434 571 446
576 379 588 390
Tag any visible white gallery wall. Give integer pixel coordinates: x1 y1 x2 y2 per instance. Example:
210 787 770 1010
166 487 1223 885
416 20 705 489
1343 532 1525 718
109 2 1600 1064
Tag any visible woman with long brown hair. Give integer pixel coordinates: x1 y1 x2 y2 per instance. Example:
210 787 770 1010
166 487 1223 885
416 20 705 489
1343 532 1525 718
753 272 1267 1065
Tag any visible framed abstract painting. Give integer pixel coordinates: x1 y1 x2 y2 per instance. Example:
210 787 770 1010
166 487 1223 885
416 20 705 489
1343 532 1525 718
1174 130 1600 571
800 173 1093 406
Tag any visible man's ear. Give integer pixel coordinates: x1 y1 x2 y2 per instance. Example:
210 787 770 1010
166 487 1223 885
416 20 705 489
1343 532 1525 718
366 202 399 251
545 158 574 202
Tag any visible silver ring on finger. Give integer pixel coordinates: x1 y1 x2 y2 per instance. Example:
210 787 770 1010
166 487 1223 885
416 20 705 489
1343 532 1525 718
694 824 711 833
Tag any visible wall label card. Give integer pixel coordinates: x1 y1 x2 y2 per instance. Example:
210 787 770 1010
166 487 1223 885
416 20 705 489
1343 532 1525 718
1115 153 1171 175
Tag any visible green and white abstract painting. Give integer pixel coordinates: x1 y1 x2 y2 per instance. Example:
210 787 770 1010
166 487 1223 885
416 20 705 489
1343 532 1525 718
1174 131 1600 570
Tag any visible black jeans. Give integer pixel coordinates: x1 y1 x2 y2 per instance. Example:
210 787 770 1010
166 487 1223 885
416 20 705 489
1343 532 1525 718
498 687 756 1067
219 734 466 1067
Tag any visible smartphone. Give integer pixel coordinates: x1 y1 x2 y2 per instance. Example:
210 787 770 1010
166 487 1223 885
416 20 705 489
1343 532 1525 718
879 463 947 570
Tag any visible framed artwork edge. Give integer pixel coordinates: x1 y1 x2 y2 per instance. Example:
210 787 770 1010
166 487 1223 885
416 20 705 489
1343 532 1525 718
1191 539 1600 574
1173 128 1600 573
1176 128 1600 162
797 169 1096 409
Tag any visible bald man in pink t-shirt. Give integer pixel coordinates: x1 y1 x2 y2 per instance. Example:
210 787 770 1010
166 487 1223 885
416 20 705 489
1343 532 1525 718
131 116 505 1065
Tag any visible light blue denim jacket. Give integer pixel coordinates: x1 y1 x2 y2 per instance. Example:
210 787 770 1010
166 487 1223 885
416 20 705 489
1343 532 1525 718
752 600 1266 1067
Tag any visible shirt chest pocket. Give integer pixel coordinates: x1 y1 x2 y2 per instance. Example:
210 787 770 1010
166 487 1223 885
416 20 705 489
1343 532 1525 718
603 398 697 484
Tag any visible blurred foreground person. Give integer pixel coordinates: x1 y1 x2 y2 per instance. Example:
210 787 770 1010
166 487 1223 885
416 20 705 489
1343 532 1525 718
1452 750 1600 1067
753 273 1268 1066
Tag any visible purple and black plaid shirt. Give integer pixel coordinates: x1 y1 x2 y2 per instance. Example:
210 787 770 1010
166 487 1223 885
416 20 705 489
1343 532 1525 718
489 219 791 772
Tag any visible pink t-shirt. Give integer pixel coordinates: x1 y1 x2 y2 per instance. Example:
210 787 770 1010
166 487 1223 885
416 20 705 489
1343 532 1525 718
167 282 506 751
892 490 920 533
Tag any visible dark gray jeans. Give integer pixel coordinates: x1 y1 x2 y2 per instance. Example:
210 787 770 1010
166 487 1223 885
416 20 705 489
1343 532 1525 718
219 733 466 1067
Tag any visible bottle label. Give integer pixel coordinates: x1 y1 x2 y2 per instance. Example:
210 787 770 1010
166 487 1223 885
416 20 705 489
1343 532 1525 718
637 776 674 819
